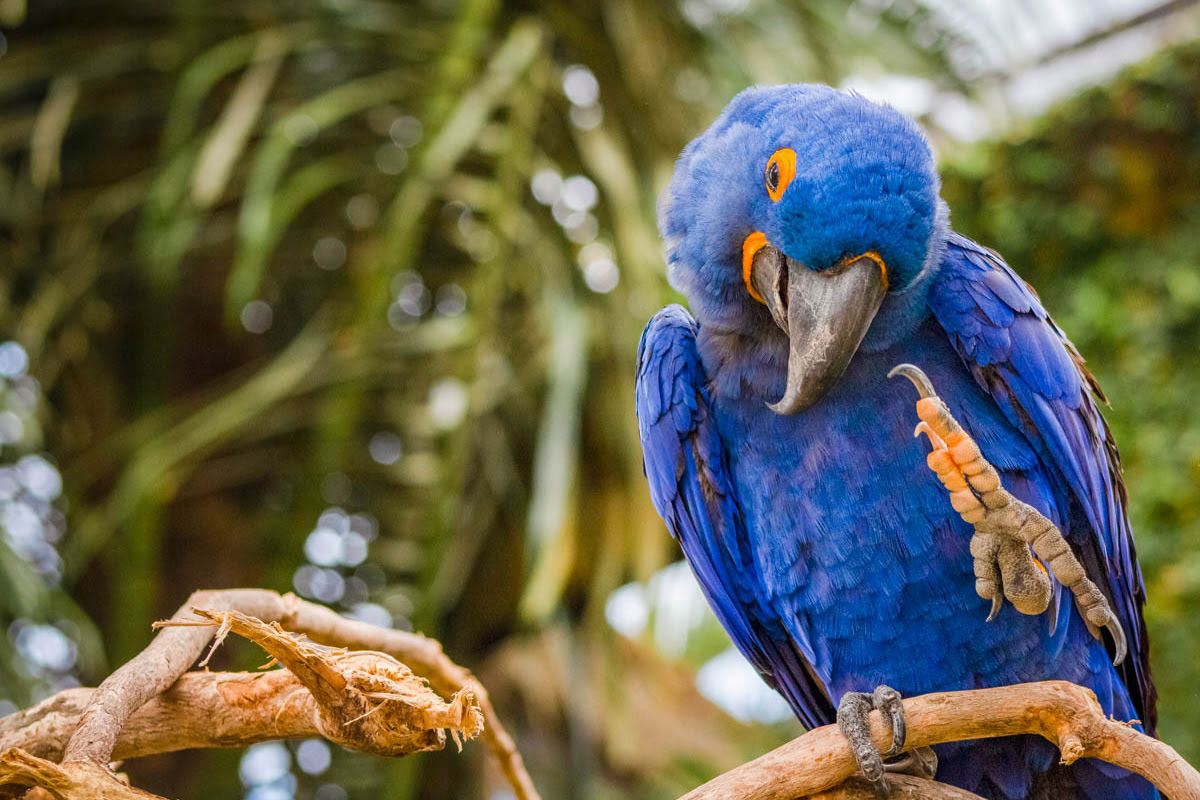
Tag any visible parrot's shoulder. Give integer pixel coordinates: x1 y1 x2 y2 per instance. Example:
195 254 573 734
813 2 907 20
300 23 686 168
635 304 710 519
931 233 1051 326
637 304 701 382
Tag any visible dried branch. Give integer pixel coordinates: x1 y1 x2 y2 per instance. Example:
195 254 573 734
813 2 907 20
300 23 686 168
679 681 1200 800
271 593 540 800
2 589 538 800
1 606 484 799
810 775 985 800
167 609 484 755
5 671 365 761
0 749 159 800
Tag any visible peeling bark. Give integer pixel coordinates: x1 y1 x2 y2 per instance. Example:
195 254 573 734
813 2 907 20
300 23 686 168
0 590 539 800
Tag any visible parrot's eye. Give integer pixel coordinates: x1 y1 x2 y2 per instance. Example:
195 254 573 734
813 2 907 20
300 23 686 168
765 148 796 202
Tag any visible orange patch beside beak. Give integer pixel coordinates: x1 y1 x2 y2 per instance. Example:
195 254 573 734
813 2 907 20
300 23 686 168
743 239 890 305
843 250 889 292
742 231 768 304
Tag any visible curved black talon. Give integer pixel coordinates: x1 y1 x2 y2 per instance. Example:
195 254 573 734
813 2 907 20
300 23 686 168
837 685 908 797
986 593 1002 623
885 747 938 780
888 363 935 398
1106 615 1128 666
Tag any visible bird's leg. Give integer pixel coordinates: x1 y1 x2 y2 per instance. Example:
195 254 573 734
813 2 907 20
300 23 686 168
837 685 923 797
888 364 1128 666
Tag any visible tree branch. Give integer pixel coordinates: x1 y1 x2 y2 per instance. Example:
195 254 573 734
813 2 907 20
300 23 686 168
811 775 985 800
4 671 361 761
1 590 539 800
679 681 1200 800
1 606 484 799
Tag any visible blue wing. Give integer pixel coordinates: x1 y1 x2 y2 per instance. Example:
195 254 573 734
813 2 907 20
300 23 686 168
929 233 1155 731
636 305 835 729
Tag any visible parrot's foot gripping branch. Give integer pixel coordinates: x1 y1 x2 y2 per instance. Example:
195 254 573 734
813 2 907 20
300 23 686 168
836 685 937 797
888 363 1127 666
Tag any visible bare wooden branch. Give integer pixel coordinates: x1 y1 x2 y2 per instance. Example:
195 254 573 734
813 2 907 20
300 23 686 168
271 592 539 800
0 749 160 799
171 609 484 756
810 775 986 800
19 589 1189 800
59 589 284 767
679 681 1200 800
2 605 487 800
36 589 538 800
4 671 342 761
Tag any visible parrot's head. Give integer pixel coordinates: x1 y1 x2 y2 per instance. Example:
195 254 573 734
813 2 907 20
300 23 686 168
660 84 946 413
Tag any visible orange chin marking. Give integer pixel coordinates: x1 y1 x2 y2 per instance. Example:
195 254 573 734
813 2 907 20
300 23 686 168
742 232 768 304
842 249 888 291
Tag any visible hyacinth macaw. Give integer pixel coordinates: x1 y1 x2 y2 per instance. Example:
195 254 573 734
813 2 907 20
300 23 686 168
636 85 1156 800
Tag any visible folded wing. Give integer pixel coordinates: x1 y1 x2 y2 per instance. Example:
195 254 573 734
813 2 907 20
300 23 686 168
929 234 1155 731
636 305 835 728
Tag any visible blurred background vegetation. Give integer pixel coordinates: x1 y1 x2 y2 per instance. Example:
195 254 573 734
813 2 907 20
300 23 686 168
1 1 1199 798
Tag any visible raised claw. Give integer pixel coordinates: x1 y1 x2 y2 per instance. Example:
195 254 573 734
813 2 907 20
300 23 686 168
1107 618 1128 666
913 421 947 451
888 363 936 398
1077 584 1129 665
892 363 1128 664
1047 586 1060 637
987 594 1002 623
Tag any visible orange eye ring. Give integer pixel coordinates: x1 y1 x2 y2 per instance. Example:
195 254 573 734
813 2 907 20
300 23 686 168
765 148 796 202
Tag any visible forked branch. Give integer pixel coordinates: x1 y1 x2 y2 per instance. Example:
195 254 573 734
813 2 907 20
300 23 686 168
0 590 539 800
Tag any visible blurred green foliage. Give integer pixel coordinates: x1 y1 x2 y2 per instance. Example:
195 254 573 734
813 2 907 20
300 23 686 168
942 41 1200 762
0 2 976 797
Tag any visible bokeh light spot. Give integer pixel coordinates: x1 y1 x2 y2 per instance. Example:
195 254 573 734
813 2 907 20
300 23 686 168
0 342 29 377
561 175 598 212
530 169 562 205
388 115 423 148
368 432 403 465
345 194 379 229
428 378 469 430
240 301 273 334
562 65 600 106
239 742 291 786
313 237 347 271
295 739 332 775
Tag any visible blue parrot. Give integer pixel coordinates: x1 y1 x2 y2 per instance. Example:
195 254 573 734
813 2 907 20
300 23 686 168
636 85 1156 800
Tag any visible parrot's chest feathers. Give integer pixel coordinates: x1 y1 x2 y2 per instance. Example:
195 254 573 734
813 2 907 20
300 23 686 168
704 318 1069 693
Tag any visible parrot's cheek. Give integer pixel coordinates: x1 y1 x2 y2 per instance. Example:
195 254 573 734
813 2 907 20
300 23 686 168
748 245 888 414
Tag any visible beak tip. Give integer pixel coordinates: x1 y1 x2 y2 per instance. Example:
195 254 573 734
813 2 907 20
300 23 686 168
767 385 820 416
766 398 798 415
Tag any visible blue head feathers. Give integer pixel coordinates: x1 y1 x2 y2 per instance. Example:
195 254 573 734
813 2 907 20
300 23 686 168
660 85 946 337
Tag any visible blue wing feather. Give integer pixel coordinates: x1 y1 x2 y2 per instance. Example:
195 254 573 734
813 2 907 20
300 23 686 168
636 305 835 729
929 234 1155 731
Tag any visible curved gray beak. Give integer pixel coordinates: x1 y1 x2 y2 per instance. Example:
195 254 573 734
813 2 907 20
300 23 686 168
748 245 888 414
